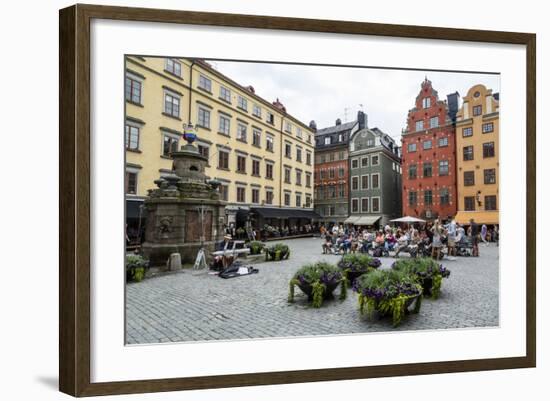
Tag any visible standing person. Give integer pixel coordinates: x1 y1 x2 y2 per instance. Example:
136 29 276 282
481 224 489 246
431 219 444 260
446 219 457 257
494 225 499 246
469 218 480 257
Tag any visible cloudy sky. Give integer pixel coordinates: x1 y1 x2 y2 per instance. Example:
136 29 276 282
207 59 500 143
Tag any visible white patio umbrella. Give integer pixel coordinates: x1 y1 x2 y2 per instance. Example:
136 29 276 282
390 216 426 223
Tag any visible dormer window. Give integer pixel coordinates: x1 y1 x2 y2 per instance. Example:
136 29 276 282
324 137 331 145
422 97 431 108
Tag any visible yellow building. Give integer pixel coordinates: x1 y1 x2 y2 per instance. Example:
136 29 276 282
124 56 315 234
454 84 499 226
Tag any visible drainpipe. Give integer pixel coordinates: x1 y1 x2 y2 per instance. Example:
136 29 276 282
279 116 284 209
187 60 196 126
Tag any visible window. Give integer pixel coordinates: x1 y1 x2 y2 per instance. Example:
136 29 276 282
284 167 291 184
252 159 260 176
306 173 311 187
197 107 210 128
464 171 475 186
423 140 432 150
296 148 302 162
266 112 274 124
351 199 359 213
423 162 432 178
125 171 138 194
464 196 476 211
218 150 229 169
439 160 449 176
338 183 345 197
351 159 359 169
163 92 180 118
422 97 431 108
482 122 494 133
438 137 448 147
371 174 379 189
236 187 246 203
371 197 380 212
198 144 209 160
339 151 345 160
236 155 246 173
253 104 261 118
361 198 369 213
440 188 450 205
198 75 212 92
463 127 473 137
361 175 369 189
367 138 375 147
296 194 302 208
329 152 335 162
165 58 181 76
338 134 343 142
219 184 228 201
483 142 495 158
296 170 302 185
219 86 231 103
218 114 230 135
306 152 312 165
408 164 417 179
265 190 273 205
237 95 248 111
284 192 291 206
305 195 311 208
329 168 335 179
285 143 292 158
463 145 474 161
338 167 345 178
324 137 331 145
125 76 142 104
265 163 273 180
361 157 369 167
285 121 292 133
473 105 482 116
125 124 139 150
371 155 379 165
237 123 247 142
484 168 496 184
351 176 359 190
297 128 303 139
415 120 424 131
408 143 417 152
266 135 274 152
408 191 417 206
162 134 179 156
430 116 439 128
485 195 497 210
424 190 433 205
252 129 261 147
252 188 260 204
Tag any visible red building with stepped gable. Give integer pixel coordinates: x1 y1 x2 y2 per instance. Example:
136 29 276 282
401 78 459 221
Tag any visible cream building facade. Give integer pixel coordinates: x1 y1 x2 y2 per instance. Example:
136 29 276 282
454 84 500 226
124 56 315 232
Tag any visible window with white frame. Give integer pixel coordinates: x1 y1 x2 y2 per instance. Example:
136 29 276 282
285 121 292 133
361 175 369 190
371 155 379 166
296 128 302 139
438 137 448 147
197 106 210 129
163 90 180 118
218 114 230 136
198 74 212 92
324 137 331 145
296 193 302 208
351 198 359 213
125 168 139 195
251 188 260 204
266 135 274 152
284 192 291 206
125 123 140 151
351 176 359 190
237 95 248 111
237 123 247 142
219 86 231 103
361 198 369 213
125 74 142 104
162 132 179 157
415 120 424 131
252 128 261 147
253 104 261 118
165 58 181 76
371 173 380 189
266 111 274 124
430 116 439 128
371 197 380 212
422 97 431 108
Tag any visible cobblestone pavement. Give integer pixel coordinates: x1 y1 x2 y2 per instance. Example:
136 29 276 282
126 238 499 344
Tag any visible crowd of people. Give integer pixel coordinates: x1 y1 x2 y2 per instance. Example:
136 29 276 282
319 219 498 259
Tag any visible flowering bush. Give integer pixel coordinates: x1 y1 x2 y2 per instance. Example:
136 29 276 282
353 269 422 326
392 258 450 299
337 254 381 285
248 241 265 255
288 261 346 308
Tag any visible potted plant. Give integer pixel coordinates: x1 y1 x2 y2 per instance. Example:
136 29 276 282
353 269 423 327
337 253 381 285
391 257 451 299
247 241 265 255
288 261 346 307
265 243 290 261
126 254 149 282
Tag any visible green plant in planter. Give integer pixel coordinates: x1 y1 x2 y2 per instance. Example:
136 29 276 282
248 241 265 255
353 269 422 327
391 257 451 299
265 243 290 261
337 254 382 285
126 254 149 282
288 261 346 308
235 227 245 238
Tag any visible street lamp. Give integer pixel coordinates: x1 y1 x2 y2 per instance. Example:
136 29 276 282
476 190 482 206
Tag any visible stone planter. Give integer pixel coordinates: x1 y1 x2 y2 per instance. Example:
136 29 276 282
297 280 340 301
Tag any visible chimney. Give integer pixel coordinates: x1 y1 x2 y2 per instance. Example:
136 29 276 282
272 98 286 113
446 92 460 123
309 120 317 132
357 110 368 130
335 118 342 126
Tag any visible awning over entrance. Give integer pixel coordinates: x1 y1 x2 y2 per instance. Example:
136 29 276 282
454 211 499 225
343 216 359 224
251 207 320 220
355 215 381 226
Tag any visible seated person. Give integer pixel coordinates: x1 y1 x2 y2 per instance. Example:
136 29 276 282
212 235 234 270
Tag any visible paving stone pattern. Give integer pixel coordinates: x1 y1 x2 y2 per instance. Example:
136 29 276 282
126 238 499 344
